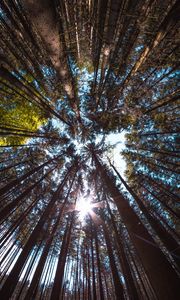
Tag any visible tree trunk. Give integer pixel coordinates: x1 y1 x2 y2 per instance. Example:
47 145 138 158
50 213 75 300
92 152 180 300
0 153 62 197
110 161 180 270
105 197 139 300
102 222 125 300
0 167 72 299
94 229 105 300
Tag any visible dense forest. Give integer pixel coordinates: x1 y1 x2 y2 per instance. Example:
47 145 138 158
0 0 179 299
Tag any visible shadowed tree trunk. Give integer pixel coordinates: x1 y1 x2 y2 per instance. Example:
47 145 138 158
90 222 97 300
105 196 139 300
24 172 76 300
0 165 73 299
0 166 57 222
0 153 62 197
101 221 125 300
92 151 180 300
50 212 75 300
94 228 105 300
109 160 180 270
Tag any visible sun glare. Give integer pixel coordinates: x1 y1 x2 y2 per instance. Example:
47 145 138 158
76 197 92 221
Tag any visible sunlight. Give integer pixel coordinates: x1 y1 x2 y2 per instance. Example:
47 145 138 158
76 197 93 221
105 131 127 179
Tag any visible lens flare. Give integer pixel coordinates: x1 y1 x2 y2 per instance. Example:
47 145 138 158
76 197 92 221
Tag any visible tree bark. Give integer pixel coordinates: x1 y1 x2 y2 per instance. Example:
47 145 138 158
92 152 180 300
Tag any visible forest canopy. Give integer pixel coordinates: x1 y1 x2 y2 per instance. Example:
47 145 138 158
0 73 46 145
0 1 179 300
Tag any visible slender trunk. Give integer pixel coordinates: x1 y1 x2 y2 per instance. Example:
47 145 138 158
0 166 56 223
24 204 67 299
102 222 125 300
139 131 179 136
0 167 72 299
110 161 180 269
137 147 180 159
145 90 179 113
87 247 92 300
0 153 62 197
90 224 97 300
138 172 179 202
138 180 179 218
50 213 75 300
92 152 180 300
0 159 29 173
105 197 139 300
129 1 179 77
94 229 104 300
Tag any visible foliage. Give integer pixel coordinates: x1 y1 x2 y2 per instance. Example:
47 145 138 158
0 75 46 145
0 1 179 299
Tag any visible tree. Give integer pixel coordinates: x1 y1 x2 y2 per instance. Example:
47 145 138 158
0 1 179 299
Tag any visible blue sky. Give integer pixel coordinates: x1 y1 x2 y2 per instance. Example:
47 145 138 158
105 131 127 178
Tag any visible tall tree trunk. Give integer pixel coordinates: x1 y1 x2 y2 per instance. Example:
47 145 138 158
0 166 73 299
105 196 139 300
0 166 56 222
109 161 180 270
0 153 62 197
102 222 125 300
92 152 180 300
94 229 105 300
50 213 75 300
90 223 97 300
24 187 73 300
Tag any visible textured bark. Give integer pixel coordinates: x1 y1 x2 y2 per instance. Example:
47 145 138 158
93 152 180 300
105 198 139 300
21 0 78 107
110 161 180 270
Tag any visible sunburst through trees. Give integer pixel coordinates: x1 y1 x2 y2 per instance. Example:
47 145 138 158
0 1 179 299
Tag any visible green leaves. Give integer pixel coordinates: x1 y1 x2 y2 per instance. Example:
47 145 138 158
0 75 46 146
